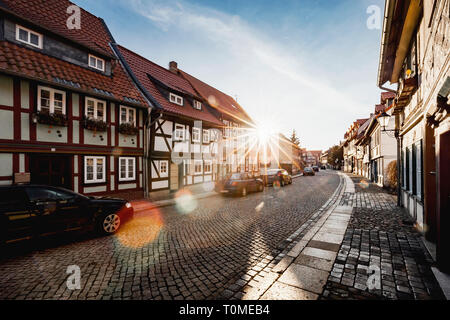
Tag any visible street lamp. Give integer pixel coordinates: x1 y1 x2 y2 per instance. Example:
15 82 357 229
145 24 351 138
377 111 391 132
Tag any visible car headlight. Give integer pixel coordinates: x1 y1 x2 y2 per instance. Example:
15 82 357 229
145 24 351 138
125 202 132 208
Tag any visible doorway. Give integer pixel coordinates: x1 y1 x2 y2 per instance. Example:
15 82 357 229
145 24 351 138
437 130 450 272
30 154 71 189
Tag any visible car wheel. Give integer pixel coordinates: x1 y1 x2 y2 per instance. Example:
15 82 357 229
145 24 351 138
241 187 247 197
98 213 121 235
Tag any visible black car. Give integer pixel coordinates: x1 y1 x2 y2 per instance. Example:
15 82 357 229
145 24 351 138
0 185 134 245
321 166 327 170
312 166 320 172
261 169 292 187
216 173 264 196
303 167 315 176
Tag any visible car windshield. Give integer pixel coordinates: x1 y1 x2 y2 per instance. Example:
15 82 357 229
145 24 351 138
265 169 280 175
305 168 312 172
229 173 243 180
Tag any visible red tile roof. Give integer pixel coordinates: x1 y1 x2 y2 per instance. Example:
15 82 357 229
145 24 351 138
115 45 222 126
0 0 114 57
0 41 147 106
356 118 369 126
179 70 254 126
381 91 396 104
375 104 386 114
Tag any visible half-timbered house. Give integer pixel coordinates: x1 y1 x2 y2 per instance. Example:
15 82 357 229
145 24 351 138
0 0 149 200
113 45 227 199
178 66 259 177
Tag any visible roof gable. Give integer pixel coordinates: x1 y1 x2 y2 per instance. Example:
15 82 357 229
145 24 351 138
0 0 114 57
115 45 222 125
179 70 254 126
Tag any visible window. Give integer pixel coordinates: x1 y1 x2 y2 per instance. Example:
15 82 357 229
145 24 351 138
159 160 168 178
120 106 136 125
204 160 212 174
119 157 135 181
194 160 203 175
193 100 202 110
38 86 66 114
192 127 201 143
405 148 410 191
174 124 185 141
84 156 106 183
85 97 106 121
25 187 58 202
169 93 183 106
414 140 423 199
203 129 210 143
184 160 191 175
88 54 105 72
16 25 42 48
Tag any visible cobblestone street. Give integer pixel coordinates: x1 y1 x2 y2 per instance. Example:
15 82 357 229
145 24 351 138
320 175 445 300
0 172 339 300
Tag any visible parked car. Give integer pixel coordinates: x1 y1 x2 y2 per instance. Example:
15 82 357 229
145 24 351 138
303 167 315 176
0 185 134 245
216 173 264 196
261 169 292 187
321 166 327 170
312 166 320 172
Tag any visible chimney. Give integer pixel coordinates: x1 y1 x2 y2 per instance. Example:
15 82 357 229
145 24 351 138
169 61 178 74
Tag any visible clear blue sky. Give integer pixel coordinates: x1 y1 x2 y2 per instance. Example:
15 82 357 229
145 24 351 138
74 0 386 151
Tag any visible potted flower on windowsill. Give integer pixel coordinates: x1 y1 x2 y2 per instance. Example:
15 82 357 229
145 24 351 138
119 122 139 135
33 110 68 127
83 117 108 132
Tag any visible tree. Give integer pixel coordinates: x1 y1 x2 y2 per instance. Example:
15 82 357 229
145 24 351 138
327 145 343 168
289 129 300 147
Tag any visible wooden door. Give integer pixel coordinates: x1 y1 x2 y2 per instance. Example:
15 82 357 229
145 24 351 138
170 162 179 191
30 154 70 189
437 130 450 272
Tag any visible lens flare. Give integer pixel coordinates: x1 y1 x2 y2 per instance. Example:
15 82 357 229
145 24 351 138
174 189 198 214
115 210 163 249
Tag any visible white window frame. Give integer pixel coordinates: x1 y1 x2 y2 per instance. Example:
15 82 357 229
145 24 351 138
169 93 184 106
85 97 106 121
119 105 136 126
204 160 212 174
88 54 105 72
192 127 201 143
159 160 168 178
119 157 136 182
37 86 66 114
16 25 43 49
194 160 203 175
193 100 202 110
203 129 210 143
84 156 106 184
174 124 185 141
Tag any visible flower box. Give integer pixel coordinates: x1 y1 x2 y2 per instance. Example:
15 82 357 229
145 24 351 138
119 122 139 135
34 111 68 127
83 117 108 132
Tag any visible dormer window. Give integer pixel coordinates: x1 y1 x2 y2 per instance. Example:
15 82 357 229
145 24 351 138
16 25 42 49
88 54 105 72
169 93 183 106
194 100 202 110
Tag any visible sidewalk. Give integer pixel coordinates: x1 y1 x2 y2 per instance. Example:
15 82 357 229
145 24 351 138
130 173 303 213
234 172 446 300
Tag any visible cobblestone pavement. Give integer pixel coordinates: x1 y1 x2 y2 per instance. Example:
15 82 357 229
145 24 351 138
320 174 445 300
0 171 340 300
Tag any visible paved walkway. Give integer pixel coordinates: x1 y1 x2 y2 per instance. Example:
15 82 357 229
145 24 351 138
228 172 446 300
